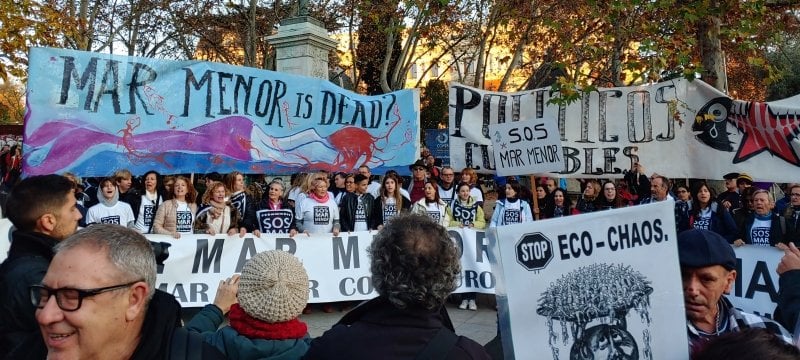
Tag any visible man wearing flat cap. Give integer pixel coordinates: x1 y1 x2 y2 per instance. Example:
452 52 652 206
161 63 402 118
407 159 429 203
679 229 792 355
717 172 741 211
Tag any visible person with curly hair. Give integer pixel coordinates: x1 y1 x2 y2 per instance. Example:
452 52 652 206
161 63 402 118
194 181 246 237
303 213 490 359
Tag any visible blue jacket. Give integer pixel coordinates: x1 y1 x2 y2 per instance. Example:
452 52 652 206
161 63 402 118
739 212 785 246
685 202 739 242
185 304 311 360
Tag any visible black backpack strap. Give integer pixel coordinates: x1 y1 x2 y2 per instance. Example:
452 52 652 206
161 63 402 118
168 327 203 359
147 194 162 234
415 327 459 360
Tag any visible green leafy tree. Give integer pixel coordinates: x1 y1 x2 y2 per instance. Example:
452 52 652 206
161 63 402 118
420 79 448 130
766 34 800 100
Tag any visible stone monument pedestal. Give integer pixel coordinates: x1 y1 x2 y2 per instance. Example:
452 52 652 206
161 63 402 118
267 16 336 79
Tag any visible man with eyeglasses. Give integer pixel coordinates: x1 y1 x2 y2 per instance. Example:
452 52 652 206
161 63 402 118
734 189 785 247
31 224 224 359
0 175 82 356
437 167 457 205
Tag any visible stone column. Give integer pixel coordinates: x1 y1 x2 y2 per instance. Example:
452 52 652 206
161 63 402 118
267 16 337 79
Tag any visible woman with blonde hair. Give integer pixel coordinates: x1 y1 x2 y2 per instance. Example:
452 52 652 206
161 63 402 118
296 177 340 236
573 179 600 214
194 181 245 236
294 172 330 219
287 172 308 208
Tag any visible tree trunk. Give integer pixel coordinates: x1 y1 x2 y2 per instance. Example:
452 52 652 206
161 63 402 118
697 12 726 92
245 0 258 67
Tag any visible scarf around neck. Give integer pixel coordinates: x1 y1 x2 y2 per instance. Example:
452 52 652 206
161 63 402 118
228 304 308 340
309 191 330 203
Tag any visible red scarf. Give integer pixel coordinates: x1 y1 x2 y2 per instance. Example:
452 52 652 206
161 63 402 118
228 304 307 340
309 191 330 204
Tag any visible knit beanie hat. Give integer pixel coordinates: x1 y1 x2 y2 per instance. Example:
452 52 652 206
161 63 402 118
237 250 309 323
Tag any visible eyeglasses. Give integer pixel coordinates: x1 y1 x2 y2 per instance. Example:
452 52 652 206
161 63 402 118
441 173 454 177
30 280 142 312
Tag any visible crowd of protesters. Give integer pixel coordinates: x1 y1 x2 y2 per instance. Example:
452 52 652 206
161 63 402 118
4 145 800 359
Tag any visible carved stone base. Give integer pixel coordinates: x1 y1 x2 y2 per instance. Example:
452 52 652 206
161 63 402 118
267 17 337 80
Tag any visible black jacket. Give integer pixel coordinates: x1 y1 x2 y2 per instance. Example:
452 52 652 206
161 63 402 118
0 231 58 357
231 192 259 232
739 212 785 246
370 195 411 228
255 197 298 234
303 297 490 360
776 270 800 332
339 192 377 232
783 206 800 246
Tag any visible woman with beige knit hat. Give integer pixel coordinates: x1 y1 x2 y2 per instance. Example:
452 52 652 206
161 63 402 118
185 250 312 359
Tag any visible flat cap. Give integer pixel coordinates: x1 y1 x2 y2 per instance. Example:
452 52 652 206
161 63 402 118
678 229 736 271
737 173 754 184
722 172 740 180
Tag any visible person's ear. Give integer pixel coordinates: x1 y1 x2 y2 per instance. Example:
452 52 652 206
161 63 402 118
36 213 57 233
723 270 737 294
125 282 150 321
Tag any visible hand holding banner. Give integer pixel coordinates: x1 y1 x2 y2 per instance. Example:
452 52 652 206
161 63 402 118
488 202 688 359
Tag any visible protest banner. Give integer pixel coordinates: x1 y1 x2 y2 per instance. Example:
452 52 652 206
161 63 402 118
489 116 563 176
17 227 489 307
24 47 420 176
0 215 779 315
729 245 783 319
449 80 800 182
488 201 687 359
424 128 450 166
151 228 493 306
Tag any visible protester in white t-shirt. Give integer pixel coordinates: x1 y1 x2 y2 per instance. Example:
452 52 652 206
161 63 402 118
86 178 135 227
296 178 340 235
132 170 165 234
410 179 453 228
358 165 382 198
735 189 784 247
153 176 198 239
